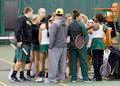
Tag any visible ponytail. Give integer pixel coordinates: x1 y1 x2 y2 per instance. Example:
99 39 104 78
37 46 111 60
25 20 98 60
72 9 80 20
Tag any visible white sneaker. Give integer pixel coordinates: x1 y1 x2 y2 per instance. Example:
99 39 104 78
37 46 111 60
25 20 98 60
44 78 49 83
84 80 92 83
35 77 44 82
8 68 13 80
71 80 77 83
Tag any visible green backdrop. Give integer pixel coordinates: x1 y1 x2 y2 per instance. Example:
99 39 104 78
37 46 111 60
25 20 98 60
0 0 119 36
0 0 5 36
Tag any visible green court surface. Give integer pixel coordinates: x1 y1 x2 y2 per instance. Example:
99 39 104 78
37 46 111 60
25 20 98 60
0 45 120 86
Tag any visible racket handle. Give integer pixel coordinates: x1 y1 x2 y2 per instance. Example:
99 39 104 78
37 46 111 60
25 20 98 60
22 48 28 55
10 43 16 49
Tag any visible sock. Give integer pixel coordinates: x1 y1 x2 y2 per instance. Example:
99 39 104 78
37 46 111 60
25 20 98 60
11 70 17 77
38 71 42 77
20 71 24 78
41 71 45 77
45 72 48 78
27 70 31 76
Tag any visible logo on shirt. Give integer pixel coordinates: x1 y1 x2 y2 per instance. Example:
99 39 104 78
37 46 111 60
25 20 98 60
26 21 32 26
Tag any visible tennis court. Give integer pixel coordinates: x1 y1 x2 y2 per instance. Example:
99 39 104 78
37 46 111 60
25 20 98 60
0 45 120 86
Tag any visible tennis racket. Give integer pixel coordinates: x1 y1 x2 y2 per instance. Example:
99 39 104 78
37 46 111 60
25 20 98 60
100 49 111 77
9 32 28 55
75 34 84 49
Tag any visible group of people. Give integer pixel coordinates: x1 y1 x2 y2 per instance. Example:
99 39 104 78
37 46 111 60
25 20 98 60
8 7 110 83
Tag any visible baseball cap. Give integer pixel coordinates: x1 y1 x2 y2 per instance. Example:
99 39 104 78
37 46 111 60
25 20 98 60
55 8 64 15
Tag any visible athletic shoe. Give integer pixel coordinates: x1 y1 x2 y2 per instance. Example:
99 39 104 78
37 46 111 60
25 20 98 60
48 79 58 84
26 74 35 79
8 69 13 80
10 76 20 82
19 76 31 81
44 78 49 83
8 68 14 80
71 80 77 83
35 77 44 82
84 80 92 83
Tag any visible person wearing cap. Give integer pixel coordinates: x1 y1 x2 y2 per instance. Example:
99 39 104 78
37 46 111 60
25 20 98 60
48 8 68 83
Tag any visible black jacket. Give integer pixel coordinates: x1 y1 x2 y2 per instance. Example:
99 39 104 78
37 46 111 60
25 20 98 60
15 16 32 44
32 24 39 45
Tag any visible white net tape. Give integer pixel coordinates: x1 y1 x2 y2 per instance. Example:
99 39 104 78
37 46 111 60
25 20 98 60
0 36 14 40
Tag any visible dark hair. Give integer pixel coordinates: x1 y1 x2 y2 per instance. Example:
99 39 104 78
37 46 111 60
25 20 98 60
24 7 33 14
95 13 106 23
65 13 72 19
46 15 52 20
72 9 80 20
56 14 63 17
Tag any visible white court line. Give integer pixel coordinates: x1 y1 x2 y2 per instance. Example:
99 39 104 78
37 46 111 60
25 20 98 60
0 58 13 65
0 81 8 86
0 58 12 86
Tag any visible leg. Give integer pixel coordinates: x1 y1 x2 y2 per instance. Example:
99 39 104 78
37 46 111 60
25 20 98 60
23 44 31 78
34 51 40 75
70 49 78 81
79 46 89 81
39 52 46 79
77 58 80 79
87 48 92 71
10 48 23 82
92 50 103 81
58 48 67 81
48 48 61 81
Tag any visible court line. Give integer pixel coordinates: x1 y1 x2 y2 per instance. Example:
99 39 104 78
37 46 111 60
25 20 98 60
59 83 67 86
0 58 11 86
0 58 13 65
0 81 7 86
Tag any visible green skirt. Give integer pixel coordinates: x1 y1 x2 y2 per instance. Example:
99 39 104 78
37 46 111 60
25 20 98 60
39 44 49 53
91 38 105 50
32 44 40 51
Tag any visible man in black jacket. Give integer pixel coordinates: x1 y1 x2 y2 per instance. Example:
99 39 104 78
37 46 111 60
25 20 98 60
10 7 33 82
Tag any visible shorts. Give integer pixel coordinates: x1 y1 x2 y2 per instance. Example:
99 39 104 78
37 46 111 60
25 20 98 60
31 44 40 51
14 44 31 64
39 44 49 53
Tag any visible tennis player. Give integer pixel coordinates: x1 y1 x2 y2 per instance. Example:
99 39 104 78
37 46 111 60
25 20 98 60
68 9 89 82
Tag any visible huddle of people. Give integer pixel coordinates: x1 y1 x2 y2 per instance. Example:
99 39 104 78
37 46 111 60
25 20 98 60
8 7 110 83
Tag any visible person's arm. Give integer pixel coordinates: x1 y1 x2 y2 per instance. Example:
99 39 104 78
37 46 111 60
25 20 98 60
49 23 58 49
103 24 109 32
15 17 24 47
16 18 25 40
80 23 89 45
38 27 42 44
68 24 72 36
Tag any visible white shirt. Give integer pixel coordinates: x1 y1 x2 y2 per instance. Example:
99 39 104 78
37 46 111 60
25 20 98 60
92 24 105 38
40 29 49 45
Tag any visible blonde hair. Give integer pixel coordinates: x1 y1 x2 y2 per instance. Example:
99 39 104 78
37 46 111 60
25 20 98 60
80 13 88 24
32 14 39 23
